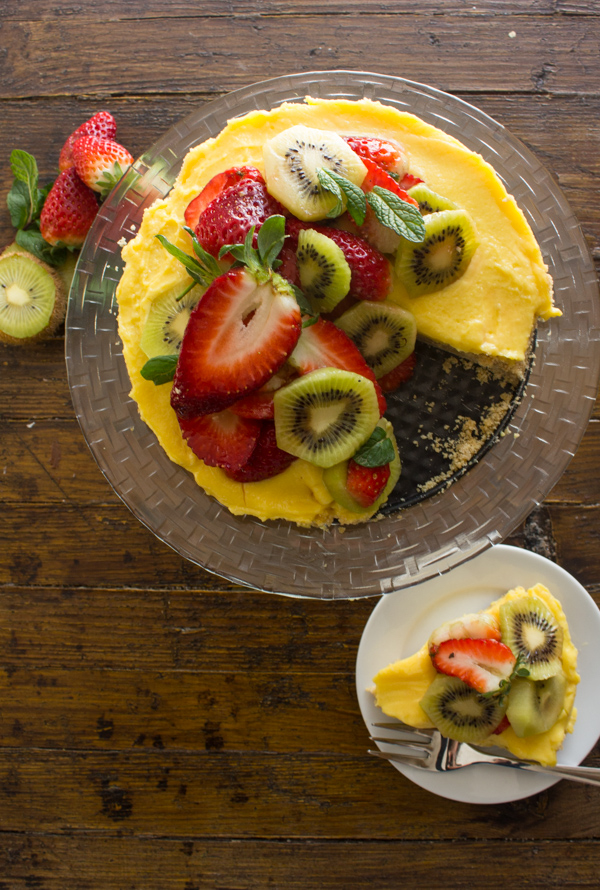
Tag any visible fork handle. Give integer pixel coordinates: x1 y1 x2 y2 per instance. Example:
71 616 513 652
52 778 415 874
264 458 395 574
470 752 600 788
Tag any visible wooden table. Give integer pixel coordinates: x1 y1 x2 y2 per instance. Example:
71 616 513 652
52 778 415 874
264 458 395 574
1 2 599 887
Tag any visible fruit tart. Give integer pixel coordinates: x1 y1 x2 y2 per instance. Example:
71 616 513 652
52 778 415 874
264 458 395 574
371 583 579 766
116 97 559 527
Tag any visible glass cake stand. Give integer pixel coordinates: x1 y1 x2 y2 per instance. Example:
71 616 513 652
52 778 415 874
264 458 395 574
65 70 600 600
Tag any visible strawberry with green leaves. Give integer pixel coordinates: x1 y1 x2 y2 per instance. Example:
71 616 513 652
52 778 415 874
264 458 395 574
58 111 117 173
168 216 302 419
40 167 99 248
72 136 134 198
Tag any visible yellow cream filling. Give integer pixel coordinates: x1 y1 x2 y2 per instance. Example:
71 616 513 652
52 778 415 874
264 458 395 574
372 583 579 766
117 98 559 526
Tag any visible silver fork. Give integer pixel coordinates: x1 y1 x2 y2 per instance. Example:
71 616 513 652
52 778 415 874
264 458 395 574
369 721 600 787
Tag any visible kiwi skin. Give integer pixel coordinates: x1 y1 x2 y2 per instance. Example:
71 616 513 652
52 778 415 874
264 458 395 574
0 245 66 346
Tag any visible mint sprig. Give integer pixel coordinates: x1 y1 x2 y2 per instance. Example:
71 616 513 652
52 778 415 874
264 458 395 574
6 149 67 266
352 426 395 468
140 354 178 386
317 168 426 243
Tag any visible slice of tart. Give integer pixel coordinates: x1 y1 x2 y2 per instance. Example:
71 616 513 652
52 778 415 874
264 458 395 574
371 583 579 766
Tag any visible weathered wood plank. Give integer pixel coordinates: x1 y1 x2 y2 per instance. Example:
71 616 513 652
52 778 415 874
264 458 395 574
0 748 598 838
0 15 598 99
0 502 598 589
0 835 599 890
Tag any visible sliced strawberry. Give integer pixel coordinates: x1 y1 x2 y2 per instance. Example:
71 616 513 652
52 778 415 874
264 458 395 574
230 367 296 420
177 409 261 472
360 158 419 206
276 245 301 287
171 266 302 418
492 715 511 735
288 317 387 416
226 421 297 482
399 173 424 191
343 135 408 179
430 638 517 695
39 167 99 248
72 136 134 197
378 351 417 393
196 177 286 258
58 111 117 173
184 166 264 230
345 459 391 508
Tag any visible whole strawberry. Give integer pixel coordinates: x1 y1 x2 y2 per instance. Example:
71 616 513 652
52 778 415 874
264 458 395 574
72 136 134 198
195 177 285 258
39 167 99 248
58 111 117 173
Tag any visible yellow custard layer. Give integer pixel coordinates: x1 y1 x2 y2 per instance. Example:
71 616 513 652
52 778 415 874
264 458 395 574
117 98 558 526
372 584 579 767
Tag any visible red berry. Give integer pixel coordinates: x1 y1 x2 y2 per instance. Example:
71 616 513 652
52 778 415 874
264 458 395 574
170 266 301 419
196 178 285 258
430 638 517 695
399 173 423 191
378 352 416 393
345 459 391 508
360 158 419 205
288 317 387 417
39 168 99 248
177 409 261 472
72 136 134 196
343 135 408 179
184 166 264 231
58 111 117 173
226 421 297 482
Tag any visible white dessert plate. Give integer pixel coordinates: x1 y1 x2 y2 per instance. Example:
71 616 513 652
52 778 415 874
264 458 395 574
65 70 600 599
356 544 600 804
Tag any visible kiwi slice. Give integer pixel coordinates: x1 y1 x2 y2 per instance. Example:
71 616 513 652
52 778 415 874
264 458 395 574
335 300 417 378
263 124 368 221
323 417 401 513
395 208 478 297
273 366 380 468
140 283 204 357
0 248 65 345
296 229 351 314
407 183 458 215
499 595 563 681
420 674 507 744
506 671 567 738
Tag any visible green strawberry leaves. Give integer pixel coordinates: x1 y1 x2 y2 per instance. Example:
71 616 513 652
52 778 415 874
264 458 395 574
352 426 395 468
317 168 426 243
156 227 221 288
6 149 67 266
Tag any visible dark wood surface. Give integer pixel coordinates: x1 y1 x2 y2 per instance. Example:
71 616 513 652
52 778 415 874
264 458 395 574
1 2 599 887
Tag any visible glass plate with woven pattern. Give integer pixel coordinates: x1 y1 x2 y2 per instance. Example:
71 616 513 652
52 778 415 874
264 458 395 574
65 70 600 599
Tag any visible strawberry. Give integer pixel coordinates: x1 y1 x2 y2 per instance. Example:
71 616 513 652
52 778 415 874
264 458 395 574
276 245 301 287
72 136 134 197
398 173 423 191
196 177 285 258
358 158 420 254
39 167 99 248
492 714 511 735
360 158 419 205
230 367 296 420
288 317 387 416
184 166 264 231
286 219 391 302
58 111 117 172
430 638 517 695
170 266 302 419
177 409 261 472
226 421 297 482
343 135 408 179
378 351 416 393
345 458 391 508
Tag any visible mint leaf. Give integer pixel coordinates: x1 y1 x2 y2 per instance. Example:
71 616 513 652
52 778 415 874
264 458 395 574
15 229 68 267
156 234 217 288
317 168 367 225
140 354 178 386
7 180 31 229
367 187 426 242
352 426 395 467
257 214 286 268
10 149 38 186
9 150 40 229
